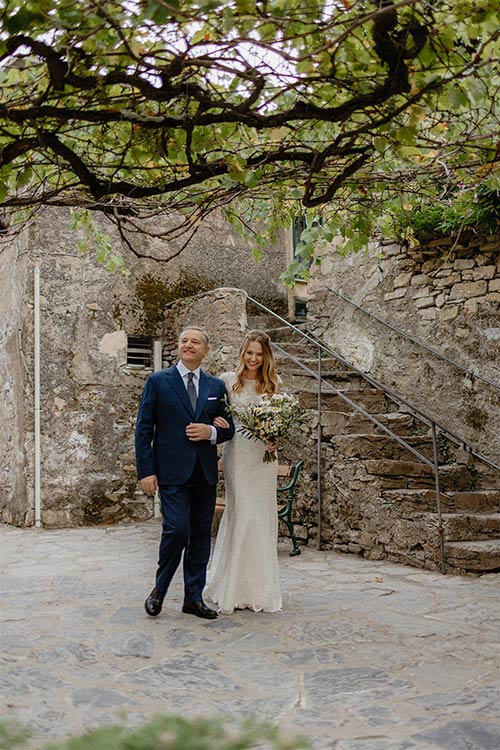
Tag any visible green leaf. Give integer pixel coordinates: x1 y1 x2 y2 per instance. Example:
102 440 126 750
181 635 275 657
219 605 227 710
5 7 46 34
16 167 33 190
374 136 388 154
484 170 500 191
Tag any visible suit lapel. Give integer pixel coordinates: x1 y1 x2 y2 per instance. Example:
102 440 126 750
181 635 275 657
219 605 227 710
168 366 196 418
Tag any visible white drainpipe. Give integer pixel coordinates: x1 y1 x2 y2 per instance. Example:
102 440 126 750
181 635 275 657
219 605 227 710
153 339 163 519
33 265 41 527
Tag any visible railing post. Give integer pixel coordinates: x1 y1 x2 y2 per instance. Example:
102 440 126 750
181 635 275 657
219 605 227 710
431 423 446 574
317 345 322 550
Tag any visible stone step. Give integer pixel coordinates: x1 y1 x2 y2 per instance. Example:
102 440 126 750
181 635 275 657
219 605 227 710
330 434 443 463
274 358 344 374
271 341 320 358
440 512 500 541
381 489 500 513
322 410 415 437
282 372 355 391
268 325 309 342
444 539 500 572
299 387 391 414
246 313 283 329
364 460 476 491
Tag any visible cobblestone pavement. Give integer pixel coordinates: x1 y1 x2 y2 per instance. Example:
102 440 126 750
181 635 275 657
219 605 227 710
1 521 499 750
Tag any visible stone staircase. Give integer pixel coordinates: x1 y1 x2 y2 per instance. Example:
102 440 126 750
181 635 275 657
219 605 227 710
247 313 500 574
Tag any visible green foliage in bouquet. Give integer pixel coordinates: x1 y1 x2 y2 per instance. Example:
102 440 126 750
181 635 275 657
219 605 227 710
227 393 311 463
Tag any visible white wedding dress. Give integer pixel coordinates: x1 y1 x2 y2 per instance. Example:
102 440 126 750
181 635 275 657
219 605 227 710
204 372 282 614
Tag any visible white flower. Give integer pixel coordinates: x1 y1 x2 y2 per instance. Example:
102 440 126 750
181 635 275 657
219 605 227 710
226 392 310 462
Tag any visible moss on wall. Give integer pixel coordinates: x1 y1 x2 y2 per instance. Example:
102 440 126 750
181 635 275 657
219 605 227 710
113 272 215 335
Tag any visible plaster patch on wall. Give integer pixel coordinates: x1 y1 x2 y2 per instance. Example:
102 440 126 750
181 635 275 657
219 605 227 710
238 310 248 331
68 430 89 460
53 397 66 412
325 329 375 371
483 328 500 341
98 330 127 355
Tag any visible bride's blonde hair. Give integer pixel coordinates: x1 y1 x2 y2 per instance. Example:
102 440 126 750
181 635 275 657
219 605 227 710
233 329 280 395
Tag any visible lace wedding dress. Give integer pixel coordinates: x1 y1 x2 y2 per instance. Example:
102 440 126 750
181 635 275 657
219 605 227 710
204 372 282 614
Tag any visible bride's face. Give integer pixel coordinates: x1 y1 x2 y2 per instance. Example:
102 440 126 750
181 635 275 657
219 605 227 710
243 341 264 375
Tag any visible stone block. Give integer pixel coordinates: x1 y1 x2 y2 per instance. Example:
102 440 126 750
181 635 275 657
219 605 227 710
427 237 453 248
488 278 500 293
421 259 438 274
475 253 492 266
393 272 413 288
483 292 500 303
480 240 499 252
449 280 488 300
414 296 435 309
435 273 460 288
412 286 431 299
463 300 479 315
435 293 446 308
347 542 363 554
473 265 496 280
384 288 407 301
453 258 475 270
410 274 432 287
439 305 459 321
382 243 403 256
419 308 437 320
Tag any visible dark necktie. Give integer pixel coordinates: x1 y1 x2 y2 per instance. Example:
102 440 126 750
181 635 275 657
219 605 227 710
187 371 197 411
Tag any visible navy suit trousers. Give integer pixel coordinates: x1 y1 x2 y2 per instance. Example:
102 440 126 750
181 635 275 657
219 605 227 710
155 458 216 603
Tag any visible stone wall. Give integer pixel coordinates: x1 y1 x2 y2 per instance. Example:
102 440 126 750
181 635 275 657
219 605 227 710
307 232 500 465
162 287 248 375
0 235 31 524
1 273 251 528
110 208 287 330
1 205 282 527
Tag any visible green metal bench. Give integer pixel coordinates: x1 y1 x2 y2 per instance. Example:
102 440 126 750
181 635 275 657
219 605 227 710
277 460 304 556
215 459 304 556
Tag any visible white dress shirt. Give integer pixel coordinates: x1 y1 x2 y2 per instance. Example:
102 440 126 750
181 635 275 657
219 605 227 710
176 362 217 444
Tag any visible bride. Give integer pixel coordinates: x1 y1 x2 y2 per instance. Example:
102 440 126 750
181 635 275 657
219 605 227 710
204 330 282 614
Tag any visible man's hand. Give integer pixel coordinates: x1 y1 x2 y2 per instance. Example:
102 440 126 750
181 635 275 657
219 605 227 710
140 474 158 495
186 423 212 441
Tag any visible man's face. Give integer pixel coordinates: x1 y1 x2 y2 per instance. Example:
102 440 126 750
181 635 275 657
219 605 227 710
178 329 209 370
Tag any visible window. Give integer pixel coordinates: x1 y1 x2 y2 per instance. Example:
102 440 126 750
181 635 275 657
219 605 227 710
127 335 153 367
294 300 307 320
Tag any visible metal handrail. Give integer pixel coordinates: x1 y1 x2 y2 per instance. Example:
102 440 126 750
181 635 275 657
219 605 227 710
328 287 500 392
247 294 500 472
271 341 435 469
245 292 500 574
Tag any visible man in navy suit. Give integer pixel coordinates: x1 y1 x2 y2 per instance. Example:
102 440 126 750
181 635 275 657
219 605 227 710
135 326 234 619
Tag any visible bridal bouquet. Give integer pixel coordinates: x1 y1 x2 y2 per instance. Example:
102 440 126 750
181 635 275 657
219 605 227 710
227 392 309 462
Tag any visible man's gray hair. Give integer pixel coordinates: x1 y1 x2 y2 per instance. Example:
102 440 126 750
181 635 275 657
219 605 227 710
178 326 210 346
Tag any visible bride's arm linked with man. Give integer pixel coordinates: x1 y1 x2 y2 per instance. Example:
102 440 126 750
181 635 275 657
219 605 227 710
135 327 285 618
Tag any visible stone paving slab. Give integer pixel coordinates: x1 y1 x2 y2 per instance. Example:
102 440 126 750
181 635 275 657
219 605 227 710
1 521 499 749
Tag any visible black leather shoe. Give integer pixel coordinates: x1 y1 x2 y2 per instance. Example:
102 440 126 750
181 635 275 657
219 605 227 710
145 587 165 617
182 600 218 619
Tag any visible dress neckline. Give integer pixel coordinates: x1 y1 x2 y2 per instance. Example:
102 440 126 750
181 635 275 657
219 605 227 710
242 378 257 388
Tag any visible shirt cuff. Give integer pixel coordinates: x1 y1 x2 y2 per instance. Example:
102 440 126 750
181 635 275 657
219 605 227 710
209 426 217 444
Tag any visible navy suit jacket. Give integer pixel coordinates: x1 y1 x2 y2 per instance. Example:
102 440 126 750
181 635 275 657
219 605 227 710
135 365 234 486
